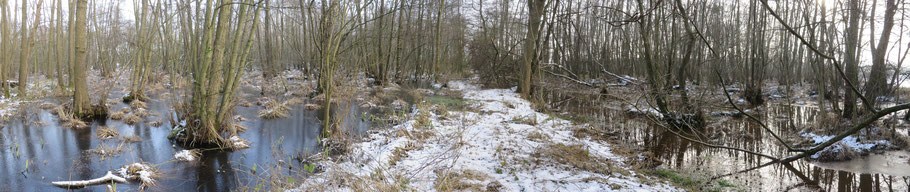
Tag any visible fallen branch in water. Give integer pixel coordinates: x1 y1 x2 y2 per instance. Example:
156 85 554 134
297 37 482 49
51 171 127 188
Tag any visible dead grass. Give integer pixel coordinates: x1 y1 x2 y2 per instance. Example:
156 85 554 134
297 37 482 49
124 114 142 125
95 126 119 140
391 99 408 110
434 169 498 192
148 120 162 127
526 131 550 142
134 108 151 117
304 103 321 110
510 115 538 126
87 143 124 161
234 115 247 122
534 143 622 175
234 124 248 133
174 149 201 162
56 107 88 129
130 100 147 109
258 99 290 119
228 136 251 149
120 134 142 142
388 142 420 167
239 100 253 107
119 163 159 187
110 111 126 120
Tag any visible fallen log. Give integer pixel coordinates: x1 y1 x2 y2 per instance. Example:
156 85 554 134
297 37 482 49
51 171 127 189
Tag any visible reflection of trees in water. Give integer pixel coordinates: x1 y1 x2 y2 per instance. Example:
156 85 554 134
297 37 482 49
75 125 93 182
196 151 236 192
637 104 910 191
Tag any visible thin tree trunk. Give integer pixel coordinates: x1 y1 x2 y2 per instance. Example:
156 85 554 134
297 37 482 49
843 0 861 119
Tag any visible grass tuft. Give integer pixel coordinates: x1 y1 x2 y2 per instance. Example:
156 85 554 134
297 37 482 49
95 126 119 140
124 114 142 125
258 99 290 119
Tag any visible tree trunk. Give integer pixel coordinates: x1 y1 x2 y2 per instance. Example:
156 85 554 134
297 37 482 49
0 0 10 97
864 0 897 108
73 0 90 116
521 0 545 99
843 0 861 119
433 0 445 83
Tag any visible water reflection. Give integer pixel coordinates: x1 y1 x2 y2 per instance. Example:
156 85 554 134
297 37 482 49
0 95 372 191
541 89 910 191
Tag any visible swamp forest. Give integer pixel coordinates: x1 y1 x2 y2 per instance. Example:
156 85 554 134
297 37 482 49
0 0 909 191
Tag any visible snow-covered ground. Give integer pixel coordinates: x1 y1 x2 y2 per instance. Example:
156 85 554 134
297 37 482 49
0 94 21 120
294 79 677 191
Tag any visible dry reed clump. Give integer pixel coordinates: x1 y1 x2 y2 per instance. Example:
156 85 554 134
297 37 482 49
174 149 201 162
95 126 119 140
256 97 274 106
434 170 498 192
258 100 290 119
56 107 88 129
119 163 158 187
110 111 126 120
124 114 142 125
239 100 253 107
148 120 162 127
129 100 147 109
234 124 248 133
87 143 124 161
134 108 151 117
304 103 321 110
228 136 251 149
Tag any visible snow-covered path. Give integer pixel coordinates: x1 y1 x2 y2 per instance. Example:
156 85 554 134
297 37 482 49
296 80 677 191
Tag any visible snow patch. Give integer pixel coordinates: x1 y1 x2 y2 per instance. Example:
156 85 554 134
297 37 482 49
174 150 198 161
229 136 250 149
118 163 156 185
295 79 677 191
801 132 892 159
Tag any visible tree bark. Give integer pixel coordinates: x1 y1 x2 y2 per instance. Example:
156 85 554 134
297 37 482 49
843 0 861 119
0 0 9 97
18 0 41 97
864 0 897 108
73 0 89 115
521 0 545 99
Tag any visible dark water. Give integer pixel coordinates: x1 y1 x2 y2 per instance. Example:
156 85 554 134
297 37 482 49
0 96 371 191
542 90 910 191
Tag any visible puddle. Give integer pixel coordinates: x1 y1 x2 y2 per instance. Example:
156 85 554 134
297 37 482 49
0 95 372 191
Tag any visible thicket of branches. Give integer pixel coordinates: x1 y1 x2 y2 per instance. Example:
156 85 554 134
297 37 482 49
0 0 908 156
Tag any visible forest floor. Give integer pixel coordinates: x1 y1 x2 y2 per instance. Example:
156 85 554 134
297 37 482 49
293 78 678 191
